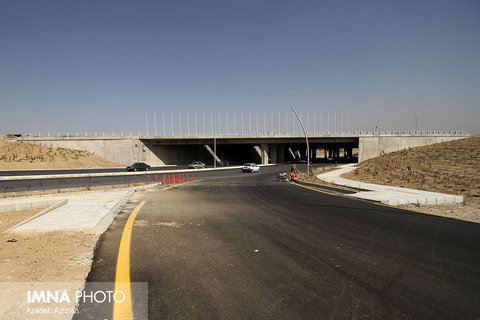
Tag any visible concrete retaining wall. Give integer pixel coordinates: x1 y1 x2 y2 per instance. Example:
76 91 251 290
21 134 469 165
358 135 468 162
28 138 162 165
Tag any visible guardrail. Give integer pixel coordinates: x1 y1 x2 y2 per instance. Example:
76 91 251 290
7 130 470 139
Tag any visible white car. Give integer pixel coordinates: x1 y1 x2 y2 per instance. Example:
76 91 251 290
188 161 206 169
242 163 260 173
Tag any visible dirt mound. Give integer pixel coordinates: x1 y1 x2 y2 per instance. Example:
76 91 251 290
0 140 123 169
342 136 480 200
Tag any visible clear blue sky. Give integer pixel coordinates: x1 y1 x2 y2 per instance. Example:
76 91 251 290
1 0 479 134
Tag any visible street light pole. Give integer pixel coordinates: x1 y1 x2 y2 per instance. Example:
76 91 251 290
291 106 310 175
214 109 217 168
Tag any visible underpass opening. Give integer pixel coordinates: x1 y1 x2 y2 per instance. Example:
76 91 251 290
141 137 359 165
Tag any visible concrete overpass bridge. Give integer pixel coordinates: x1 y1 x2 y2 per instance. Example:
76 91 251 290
17 131 469 166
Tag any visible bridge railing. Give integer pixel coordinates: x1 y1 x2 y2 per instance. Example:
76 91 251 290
12 130 470 139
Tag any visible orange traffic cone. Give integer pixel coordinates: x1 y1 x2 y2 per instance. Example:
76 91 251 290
186 174 189 182
192 173 194 181
172 174 176 184
147 175 150 183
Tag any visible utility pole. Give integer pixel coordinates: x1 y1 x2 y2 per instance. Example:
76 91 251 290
154 111 157 135
162 111 165 136
214 109 217 168
178 111 181 135
327 112 329 133
347 112 350 133
145 110 148 135
341 112 343 134
374 118 380 132
241 112 244 135
271 111 273 134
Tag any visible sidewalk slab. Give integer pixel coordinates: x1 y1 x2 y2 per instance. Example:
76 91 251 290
5 190 130 232
317 164 463 206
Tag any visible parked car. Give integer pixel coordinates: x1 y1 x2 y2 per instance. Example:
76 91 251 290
188 161 206 169
126 162 151 171
242 163 260 173
216 160 230 166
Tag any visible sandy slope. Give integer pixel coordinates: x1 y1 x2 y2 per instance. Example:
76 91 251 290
342 136 480 200
0 140 123 169
341 136 480 221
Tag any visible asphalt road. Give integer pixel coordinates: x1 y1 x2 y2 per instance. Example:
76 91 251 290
0 166 178 176
79 168 480 319
0 165 264 193
0 163 243 176
0 163 329 194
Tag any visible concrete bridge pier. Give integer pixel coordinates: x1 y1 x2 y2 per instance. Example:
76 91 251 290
277 145 285 163
260 144 269 164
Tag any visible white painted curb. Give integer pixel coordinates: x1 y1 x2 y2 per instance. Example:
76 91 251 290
316 165 463 205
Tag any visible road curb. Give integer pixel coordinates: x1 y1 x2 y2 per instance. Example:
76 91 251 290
317 165 463 205
4 199 68 233
90 190 135 235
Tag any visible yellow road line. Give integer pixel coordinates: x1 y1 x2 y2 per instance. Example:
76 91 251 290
292 182 479 224
162 179 202 191
290 182 338 196
374 202 480 224
113 200 146 320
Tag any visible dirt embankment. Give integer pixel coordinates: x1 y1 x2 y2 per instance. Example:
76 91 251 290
0 140 123 170
0 209 97 282
342 136 480 220
343 136 480 200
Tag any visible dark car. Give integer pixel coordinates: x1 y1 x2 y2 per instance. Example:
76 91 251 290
216 160 230 166
126 162 151 171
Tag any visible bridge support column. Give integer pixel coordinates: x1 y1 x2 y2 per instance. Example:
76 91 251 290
345 147 353 158
260 143 269 164
278 145 285 163
269 144 278 164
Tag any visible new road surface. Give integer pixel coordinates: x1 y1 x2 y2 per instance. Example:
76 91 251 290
0 164 263 193
77 166 480 319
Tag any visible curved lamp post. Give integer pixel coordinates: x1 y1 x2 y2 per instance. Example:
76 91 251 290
291 106 310 175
